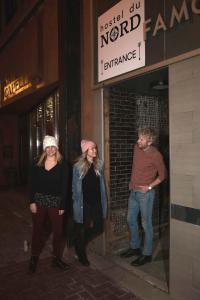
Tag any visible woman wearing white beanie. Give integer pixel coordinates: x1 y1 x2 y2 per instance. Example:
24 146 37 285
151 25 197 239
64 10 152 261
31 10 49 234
72 140 107 266
29 135 69 273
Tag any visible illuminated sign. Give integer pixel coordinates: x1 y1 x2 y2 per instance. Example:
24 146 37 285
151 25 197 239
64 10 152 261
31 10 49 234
3 76 32 101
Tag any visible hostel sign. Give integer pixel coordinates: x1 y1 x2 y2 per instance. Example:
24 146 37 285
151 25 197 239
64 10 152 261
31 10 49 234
98 0 145 82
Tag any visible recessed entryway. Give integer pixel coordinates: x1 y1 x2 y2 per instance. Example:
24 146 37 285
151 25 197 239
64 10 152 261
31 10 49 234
107 67 169 291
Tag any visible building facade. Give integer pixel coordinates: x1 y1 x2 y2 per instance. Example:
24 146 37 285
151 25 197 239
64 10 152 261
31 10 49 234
81 0 200 299
0 0 81 186
0 0 200 299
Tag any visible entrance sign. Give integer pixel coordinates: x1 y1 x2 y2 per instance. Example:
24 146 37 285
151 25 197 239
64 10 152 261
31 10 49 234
98 0 145 82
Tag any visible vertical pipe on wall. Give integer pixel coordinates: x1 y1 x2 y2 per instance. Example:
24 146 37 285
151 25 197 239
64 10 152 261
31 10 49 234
57 0 81 162
80 0 94 138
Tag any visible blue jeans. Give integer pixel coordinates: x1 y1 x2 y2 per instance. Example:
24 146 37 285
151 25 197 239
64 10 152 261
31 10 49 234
127 189 155 256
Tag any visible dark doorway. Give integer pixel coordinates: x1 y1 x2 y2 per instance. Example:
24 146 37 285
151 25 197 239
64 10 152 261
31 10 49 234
109 67 169 291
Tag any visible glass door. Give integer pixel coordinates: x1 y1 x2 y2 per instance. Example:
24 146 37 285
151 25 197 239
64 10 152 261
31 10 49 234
29 90 59 163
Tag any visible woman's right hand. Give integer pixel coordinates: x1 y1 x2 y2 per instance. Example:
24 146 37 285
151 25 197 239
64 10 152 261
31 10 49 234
30 203 37 213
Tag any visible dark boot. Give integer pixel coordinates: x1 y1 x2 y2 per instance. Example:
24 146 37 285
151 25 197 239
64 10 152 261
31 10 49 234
52 257 70 270
131 255 152 266
75 226 90 266
75 239 90 266
74 239 80 257
120 248 141 258
29 256 38 273
78 253 90 266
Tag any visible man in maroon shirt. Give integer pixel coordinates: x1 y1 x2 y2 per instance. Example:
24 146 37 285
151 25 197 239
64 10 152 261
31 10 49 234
120 128 166 266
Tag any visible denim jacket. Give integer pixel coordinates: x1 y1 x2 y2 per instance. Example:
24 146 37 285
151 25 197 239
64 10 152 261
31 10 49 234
72 160 107 223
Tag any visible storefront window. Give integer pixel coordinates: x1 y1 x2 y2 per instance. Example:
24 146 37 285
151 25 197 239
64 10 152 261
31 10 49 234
29 111 37 161
29 90 59 162
36 104 43 156
45 96 54 136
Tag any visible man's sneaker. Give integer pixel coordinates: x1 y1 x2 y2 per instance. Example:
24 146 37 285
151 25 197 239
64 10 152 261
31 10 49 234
52 257 70 270
131 255 152 266
120 248 141 258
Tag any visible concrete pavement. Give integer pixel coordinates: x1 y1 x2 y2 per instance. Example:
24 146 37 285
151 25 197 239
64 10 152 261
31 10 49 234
0 188 174 300
0 188 138 300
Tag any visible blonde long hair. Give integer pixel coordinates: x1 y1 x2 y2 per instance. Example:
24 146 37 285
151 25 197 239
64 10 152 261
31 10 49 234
37 150 63 167
75 151 102 177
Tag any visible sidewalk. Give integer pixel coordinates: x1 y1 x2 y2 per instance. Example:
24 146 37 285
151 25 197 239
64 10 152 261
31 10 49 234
0 188 173 300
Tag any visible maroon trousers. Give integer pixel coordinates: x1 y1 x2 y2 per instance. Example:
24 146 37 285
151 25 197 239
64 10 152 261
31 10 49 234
31 207 64 258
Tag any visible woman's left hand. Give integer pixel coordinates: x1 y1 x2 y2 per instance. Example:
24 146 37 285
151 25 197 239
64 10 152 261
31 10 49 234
59 209 64 215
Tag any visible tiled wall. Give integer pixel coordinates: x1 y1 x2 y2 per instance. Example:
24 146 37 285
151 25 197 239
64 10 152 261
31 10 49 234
169 55 200 300
109 87 169 241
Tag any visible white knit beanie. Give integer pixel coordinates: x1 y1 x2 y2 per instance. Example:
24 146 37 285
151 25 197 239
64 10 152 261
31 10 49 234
43 135 58 150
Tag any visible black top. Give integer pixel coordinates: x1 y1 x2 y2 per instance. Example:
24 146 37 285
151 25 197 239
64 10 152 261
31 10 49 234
82 164 103 229
30 160 68 209
82 164 101 207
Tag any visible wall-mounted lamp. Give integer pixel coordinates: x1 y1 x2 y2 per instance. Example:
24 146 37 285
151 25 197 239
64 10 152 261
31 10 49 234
151 80 168 91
